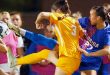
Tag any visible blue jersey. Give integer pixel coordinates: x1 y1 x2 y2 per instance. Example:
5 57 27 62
79 17 110 71
87 24 110 52
78 17 90 29
79 18 110 52
24 30 57 55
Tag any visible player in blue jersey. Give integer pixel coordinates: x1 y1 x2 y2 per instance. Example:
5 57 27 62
78 6 110 75
80 17 110 75
21 29 57 50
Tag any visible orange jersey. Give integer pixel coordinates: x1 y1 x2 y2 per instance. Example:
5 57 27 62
50 12 83 59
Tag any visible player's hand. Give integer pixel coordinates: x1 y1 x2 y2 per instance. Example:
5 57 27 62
7 23 21 36
38 60 50 66
77 46 89 56
77 46 85 53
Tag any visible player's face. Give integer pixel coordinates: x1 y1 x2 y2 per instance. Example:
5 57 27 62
44 25 54 38
90 9 98 25
11 14 22 27
2 14 11 23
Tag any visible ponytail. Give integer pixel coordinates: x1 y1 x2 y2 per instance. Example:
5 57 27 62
106 9 110 24
52 0 71 15
51 0 71 20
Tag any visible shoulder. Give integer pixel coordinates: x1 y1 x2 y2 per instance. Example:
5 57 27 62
104 24 110 34
78 17 90 28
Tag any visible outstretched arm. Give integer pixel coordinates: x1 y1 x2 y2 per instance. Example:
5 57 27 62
35 12 50 29
79 46 110 57
88 46 110 56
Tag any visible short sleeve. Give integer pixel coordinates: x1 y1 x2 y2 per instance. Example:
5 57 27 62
49 13 58 24
17 36 24 48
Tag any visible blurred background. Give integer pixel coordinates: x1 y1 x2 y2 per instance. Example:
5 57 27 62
0 0 110 32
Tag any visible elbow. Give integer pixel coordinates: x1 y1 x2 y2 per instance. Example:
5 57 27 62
35 12 46 23
35 12 44 24
39 12 46 17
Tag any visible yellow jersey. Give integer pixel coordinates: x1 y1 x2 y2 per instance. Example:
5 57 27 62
50 12 83 59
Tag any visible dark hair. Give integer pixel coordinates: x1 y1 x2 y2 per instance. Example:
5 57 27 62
10 11 22 19
40 19 50 28
91 6 110 23
51 0 71 14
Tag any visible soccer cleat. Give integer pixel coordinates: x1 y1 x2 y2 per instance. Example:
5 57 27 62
7 48 17 68
10 56 17 68
6 23 21 37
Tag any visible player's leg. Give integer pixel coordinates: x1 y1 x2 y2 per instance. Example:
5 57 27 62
55 67 66 75
17 49 50 65
10 49 50 67
55 57 81 75
11 49 58 68
80 70 97 75
0 68 8 75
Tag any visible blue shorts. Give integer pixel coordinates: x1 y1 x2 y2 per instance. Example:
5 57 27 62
102 63 110 75
72 71 80 75
79 54 102 71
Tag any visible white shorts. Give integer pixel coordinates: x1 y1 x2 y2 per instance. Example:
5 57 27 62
0 63 20 75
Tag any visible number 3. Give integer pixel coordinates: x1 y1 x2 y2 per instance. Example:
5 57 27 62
71 25 76 36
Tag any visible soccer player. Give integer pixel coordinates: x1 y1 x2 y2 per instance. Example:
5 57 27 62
10 0 84 75
78 6 110 75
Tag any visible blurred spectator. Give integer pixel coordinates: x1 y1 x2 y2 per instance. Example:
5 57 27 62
72 11 82 20
0 11 11 23
11 12 22 27
10 11 31 75
103 3 110 11
0 11 24 75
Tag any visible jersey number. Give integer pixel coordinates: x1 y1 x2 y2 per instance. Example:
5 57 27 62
71 25 76 36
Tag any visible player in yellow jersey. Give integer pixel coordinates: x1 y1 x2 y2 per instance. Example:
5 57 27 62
35 0 84 74
10 0 84 75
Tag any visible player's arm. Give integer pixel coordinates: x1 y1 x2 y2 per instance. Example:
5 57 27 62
78 46 110 56
19 28 58 50
79 30 110 56
0 38 8 53
87 46 110 56
35 12 50 29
